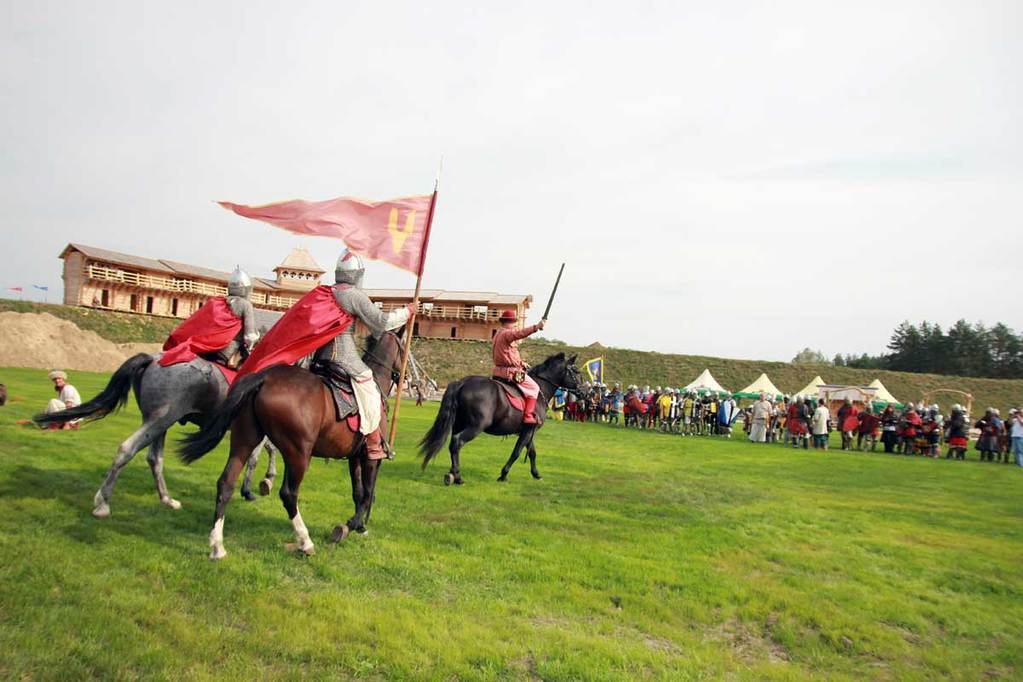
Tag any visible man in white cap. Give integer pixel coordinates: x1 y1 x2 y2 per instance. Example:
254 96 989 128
44 370 82 429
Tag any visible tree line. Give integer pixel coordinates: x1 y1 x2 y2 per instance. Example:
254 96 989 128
831 321 1023 379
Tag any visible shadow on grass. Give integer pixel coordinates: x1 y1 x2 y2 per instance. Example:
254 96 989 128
0 463 300 553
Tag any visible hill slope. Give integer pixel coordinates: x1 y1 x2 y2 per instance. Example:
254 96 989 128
412 338 1023 412
3 300 1018 411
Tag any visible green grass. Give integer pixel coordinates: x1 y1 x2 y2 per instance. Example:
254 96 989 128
1 366 1021 679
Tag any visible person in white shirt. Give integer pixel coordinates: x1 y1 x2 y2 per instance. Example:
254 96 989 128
44 370 82 429
1010 408 1023 467
812 401 831 449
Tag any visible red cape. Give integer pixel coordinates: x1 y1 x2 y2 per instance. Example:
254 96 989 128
159 297 242 367
236 285 353 379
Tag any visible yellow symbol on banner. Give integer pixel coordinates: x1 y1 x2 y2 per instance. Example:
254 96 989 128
388 208 416 254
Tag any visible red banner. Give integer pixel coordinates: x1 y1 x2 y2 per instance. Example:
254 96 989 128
220 194 433 274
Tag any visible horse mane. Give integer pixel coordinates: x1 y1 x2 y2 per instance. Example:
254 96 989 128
529 352 566 376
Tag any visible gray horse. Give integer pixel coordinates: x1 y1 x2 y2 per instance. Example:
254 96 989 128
34 353 276 517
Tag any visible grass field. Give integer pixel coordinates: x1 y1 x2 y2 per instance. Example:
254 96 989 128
1 366 1021 680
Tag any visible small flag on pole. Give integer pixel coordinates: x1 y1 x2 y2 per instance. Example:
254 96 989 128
32 285 48 291
584 356 604 384
7 287 23 293
220 194 434 274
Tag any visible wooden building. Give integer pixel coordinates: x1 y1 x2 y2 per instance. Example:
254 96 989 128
58 243 531 339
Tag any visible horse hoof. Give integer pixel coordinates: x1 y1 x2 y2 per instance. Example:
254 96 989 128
330 525 350 544
242 491 256 502
259 479 272 496
497 475 507 483
92 504 111 519
285 542 316 556
209 546 227 560
532 475 543 481
453 477 464 485
356 527 369 536
162 497 182 510
443 473 454 486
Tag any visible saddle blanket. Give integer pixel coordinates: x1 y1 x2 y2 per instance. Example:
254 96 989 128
492 378 544 425
310 360 361 432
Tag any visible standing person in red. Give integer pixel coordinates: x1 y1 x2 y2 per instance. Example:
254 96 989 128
492 310 546 424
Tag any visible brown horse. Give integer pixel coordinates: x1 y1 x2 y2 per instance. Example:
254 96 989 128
178 330 405 560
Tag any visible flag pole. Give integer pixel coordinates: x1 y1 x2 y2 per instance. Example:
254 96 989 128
388 184 439 449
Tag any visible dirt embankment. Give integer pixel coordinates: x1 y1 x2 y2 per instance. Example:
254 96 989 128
0 312 161 372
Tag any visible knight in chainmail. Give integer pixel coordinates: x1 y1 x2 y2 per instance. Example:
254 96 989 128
207 267 260 366
314 249 413 460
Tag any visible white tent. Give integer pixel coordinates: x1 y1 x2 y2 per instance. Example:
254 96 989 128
795 375 825 398
868 379 900 405
737 373 782 397
684 369 727 393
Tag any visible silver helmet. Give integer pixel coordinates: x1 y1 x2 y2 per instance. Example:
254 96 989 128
227 266 253 299
335 248 365 287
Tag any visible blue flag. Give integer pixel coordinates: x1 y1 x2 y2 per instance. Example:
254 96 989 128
584 356 604 384
32 285 48 291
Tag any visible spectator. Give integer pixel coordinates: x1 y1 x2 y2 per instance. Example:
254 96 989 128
880 405 898 453
43 370 82 430
837 398 859 451
975 409 999 462
944 404 969 460
749 392 771 443
788 397 808 449
812 399 831 449
551 387 566 421
857 406 880 452
1009 408 1023 467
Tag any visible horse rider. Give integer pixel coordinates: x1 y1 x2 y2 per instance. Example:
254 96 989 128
492 309 546 424
314 249 414 460
160 266 259 368
216 267 260 365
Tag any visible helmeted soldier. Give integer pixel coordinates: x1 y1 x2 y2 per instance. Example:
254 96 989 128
160 266 259 369
209 266 260 366
491 309 546 424
314 249 414 459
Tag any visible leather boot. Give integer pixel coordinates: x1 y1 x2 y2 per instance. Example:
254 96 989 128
364 429 387 461
522 396 538 424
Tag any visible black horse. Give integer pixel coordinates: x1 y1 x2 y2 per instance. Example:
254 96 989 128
419 352 581 484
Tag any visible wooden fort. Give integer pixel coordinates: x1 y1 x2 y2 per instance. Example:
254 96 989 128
58 243 531 340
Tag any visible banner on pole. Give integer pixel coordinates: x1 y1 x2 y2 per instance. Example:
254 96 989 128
220 194 433 274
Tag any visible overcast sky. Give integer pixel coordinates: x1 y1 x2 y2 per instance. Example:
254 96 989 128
2 1 1020 361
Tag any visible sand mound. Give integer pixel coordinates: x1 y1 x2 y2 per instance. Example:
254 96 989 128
0 312 156 372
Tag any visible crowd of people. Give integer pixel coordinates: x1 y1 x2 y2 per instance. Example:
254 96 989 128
549 383 1023 466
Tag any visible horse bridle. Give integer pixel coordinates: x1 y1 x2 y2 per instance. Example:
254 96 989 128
363 330 406 385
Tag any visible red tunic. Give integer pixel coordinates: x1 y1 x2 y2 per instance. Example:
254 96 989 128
491 324 540 380
159 297 242 367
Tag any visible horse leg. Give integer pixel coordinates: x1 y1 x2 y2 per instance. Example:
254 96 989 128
333 456 363 543
498 430 531 482
446 424 482 486
259 439 278 496
279 459 314 556
526 431 542 480
208 438 253 560
145 431 183 510
358 458 382 529
241 444 261 502
92 415 173 518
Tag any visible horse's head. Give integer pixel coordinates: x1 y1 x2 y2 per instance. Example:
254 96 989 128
532 352 582 392
363 327 408 385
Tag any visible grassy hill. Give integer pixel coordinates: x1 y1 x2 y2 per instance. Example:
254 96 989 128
0 299 177 343
412 338 1023 412
4 300 1019 411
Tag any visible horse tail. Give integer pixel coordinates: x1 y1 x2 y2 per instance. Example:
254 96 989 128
420 379 461 468
178 370 267 464
33 353 152 427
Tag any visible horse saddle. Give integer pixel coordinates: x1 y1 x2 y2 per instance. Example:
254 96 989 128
490 377 544 425
310 359 360 424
